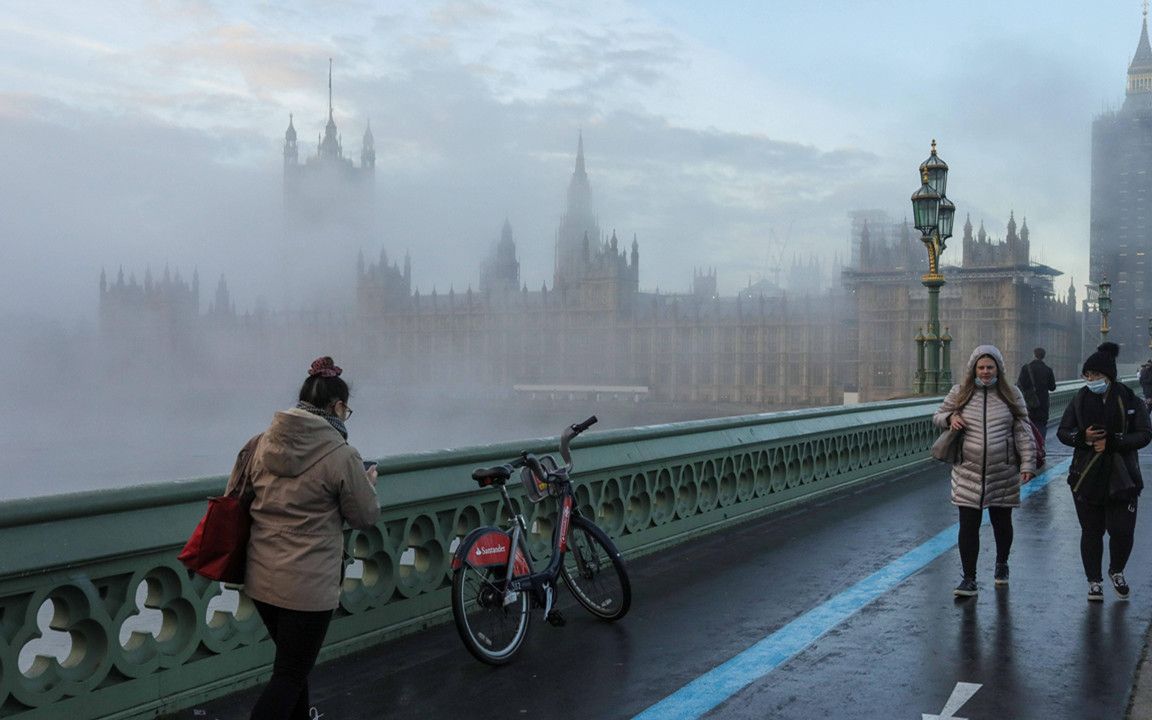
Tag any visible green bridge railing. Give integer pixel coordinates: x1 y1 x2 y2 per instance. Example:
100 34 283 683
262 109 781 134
0 381 1090 719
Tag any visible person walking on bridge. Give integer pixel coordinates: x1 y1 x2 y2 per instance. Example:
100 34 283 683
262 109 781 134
1138 358 1152 412
934 344 1036 597
1017 347 1057 429
232 356 381 720
1057 342 1151 602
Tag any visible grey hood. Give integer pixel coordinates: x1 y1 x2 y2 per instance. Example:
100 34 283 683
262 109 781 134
966 344 1008 379
258 408 346 478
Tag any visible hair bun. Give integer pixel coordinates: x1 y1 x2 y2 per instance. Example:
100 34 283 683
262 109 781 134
308 356 343 378
1097 342 1120 358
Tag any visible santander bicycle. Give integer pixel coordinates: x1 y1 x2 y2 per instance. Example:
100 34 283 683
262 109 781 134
450 416 631 664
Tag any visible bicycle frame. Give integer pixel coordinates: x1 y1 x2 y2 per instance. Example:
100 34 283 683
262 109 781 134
451 415 631 664
451 466 576 613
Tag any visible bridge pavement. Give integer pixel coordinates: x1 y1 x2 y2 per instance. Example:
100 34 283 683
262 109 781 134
178 428 1152 719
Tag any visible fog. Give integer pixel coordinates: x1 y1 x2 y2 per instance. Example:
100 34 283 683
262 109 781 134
0 1 1142 498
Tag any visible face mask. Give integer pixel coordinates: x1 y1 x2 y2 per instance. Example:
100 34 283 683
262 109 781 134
975 377 998 388
1086 378 1109 394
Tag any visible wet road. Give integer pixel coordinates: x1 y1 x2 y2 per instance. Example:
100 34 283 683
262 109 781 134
185 431 1152 719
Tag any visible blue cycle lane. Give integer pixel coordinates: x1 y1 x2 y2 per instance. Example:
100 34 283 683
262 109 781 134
632 456 1077 720
646 449 1152 720
185 434 1152 720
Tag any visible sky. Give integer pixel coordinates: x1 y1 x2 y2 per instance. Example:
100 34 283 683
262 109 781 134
0 0 1148 320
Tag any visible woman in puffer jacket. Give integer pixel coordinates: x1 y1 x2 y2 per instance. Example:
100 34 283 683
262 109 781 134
933 345 1036 597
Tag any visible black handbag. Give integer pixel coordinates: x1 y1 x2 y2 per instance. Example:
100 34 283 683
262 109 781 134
930 428 964 463
1109 396 1138 500
1110 453 1137 500
1022 364 1041 410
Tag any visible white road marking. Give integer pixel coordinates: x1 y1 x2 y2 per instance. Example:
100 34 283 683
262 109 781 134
922 681 982 720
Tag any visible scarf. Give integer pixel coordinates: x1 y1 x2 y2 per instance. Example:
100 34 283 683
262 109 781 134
296 401 348 440
1078 385 1122 437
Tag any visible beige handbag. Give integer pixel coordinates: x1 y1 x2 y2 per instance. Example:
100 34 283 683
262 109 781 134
930 428 964 463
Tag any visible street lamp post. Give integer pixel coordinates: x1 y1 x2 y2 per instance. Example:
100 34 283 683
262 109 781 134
910 140 955 395
1099 277 1111 340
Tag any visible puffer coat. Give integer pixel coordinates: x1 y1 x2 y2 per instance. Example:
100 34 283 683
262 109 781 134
933 345 1037 508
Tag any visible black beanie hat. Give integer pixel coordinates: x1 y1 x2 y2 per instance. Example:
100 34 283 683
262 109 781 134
1082 341 1120 381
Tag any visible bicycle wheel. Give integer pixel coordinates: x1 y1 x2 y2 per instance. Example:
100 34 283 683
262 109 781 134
561 516 631 621
451 562 531 665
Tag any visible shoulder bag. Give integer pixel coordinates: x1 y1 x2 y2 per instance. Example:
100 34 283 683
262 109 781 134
1109 395 1137 500
178 434 261 583
1022 364 1041 410
931 427 964 463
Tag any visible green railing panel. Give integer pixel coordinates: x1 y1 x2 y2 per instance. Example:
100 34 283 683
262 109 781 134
0 381 1098 719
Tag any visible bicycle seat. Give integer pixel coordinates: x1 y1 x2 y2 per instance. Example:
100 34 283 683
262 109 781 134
471 465 511 486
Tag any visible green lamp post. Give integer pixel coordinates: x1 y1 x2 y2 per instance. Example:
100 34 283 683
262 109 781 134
910 140 955 394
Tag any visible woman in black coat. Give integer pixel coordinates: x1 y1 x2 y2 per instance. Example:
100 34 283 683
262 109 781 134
1057 342 1152 601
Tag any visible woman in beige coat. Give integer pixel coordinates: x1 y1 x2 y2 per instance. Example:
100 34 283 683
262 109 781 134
233 356 380 720
933 345 1036 597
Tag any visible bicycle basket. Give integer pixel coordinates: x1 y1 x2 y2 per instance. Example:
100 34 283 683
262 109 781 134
521 455 558 503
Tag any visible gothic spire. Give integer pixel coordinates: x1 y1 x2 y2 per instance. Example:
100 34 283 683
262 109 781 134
1133 12 1152 69
320 59 340 159
284 113 298 166
361 118 375 168
565 131 593 219
575 129 586 177
1128 4 1152 101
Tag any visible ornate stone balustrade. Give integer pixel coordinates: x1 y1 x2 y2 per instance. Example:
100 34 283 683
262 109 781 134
0 382 1088 719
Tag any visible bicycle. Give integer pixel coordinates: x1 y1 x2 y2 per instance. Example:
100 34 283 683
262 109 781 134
450 415 632 665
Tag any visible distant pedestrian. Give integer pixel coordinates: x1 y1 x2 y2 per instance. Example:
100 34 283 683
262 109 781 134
1057 342 1151 602
1017 347 1057 428
233 356 380 720
1139 358 1152 409
934 345 1036 597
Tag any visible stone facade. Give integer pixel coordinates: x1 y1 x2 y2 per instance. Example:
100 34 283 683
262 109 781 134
845 215 1079 402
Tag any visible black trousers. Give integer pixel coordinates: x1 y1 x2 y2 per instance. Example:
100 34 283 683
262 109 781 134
1027 406 1049 430
251 600 334 720
1074 497 1139 582
957 506 1014 580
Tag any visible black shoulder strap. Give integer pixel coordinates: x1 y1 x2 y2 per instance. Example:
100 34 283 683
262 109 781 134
1025 362 1037 391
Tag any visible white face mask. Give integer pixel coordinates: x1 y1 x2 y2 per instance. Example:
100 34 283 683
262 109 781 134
975 377 998 388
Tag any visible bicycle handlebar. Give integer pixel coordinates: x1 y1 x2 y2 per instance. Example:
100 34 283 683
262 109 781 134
560 415 597 467
572 415 598 433
473 418 598 488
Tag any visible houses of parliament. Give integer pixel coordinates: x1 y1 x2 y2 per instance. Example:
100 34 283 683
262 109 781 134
99 64 1096 411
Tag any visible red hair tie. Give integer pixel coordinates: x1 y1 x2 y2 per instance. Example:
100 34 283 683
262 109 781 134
308 356 342 378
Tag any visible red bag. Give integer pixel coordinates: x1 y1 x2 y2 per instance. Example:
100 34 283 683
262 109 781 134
178 434 261 583
1027 418 1046 468
178 494 253 583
